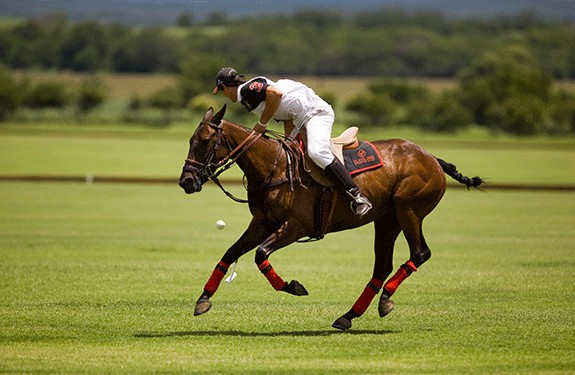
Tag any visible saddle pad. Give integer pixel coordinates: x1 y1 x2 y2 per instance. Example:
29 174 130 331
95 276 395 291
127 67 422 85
343 141 383 176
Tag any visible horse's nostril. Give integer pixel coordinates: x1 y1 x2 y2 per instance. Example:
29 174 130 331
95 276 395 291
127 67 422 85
179 177 191 189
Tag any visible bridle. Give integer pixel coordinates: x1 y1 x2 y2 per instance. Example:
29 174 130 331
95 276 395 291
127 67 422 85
182 120 262 203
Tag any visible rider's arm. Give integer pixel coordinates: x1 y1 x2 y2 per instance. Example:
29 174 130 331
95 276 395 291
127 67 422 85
283 120 295 137
258 85 283 126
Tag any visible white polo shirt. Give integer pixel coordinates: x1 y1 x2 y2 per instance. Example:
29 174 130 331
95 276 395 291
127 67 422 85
238 77 333 129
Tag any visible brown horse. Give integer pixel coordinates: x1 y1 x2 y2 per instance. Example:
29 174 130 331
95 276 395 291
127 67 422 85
179 105 482 330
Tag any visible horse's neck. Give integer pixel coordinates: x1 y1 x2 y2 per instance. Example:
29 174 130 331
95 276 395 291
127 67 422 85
224 121 282 183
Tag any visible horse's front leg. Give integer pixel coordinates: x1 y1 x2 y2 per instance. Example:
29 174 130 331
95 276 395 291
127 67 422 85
255 219 309 296
194 218 272 316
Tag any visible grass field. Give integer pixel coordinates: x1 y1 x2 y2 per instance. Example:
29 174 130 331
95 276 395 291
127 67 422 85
1 123 574 186
11 71 178 100
1 121 574 372
0 181 574 373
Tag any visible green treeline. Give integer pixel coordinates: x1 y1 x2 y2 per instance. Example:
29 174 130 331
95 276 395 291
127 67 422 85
1 9 574 78
1 9 575 135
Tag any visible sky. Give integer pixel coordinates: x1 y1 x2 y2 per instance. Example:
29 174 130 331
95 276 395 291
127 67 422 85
1 0 574 24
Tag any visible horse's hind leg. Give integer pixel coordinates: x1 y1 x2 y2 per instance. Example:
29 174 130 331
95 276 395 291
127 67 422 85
332 215 401 330
378 206 432 314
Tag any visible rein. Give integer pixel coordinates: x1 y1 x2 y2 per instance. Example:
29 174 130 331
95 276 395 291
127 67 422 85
184 120 262 203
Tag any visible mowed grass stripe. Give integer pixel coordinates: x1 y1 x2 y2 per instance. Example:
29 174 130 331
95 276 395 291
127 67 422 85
1 131 574 185
0 182 574 373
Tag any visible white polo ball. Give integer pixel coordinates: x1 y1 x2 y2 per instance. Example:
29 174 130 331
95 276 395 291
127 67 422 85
215 220 226 230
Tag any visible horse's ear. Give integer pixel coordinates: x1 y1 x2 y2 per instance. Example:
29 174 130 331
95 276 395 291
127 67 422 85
204 107 214 121
213 104 227 123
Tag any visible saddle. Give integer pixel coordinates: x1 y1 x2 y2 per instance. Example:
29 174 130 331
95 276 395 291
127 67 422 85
305 127 383 186
331 126 360 165
282 127 383 241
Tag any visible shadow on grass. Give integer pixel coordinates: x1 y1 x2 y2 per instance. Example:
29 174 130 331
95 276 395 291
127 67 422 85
134 329 396 338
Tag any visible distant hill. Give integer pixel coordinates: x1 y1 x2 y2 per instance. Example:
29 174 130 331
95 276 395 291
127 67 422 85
1 0 574 25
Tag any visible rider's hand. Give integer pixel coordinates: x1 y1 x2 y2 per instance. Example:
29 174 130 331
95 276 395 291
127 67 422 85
253 121 267 134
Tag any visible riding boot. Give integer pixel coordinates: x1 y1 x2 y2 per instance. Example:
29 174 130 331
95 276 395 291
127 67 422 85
324 158 372 217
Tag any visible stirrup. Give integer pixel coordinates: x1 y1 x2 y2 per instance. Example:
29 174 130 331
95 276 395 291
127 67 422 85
350 194 372 217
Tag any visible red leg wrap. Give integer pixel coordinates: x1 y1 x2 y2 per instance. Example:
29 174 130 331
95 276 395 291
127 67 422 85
258 260 287 291
352 278 384 316
405 260 418 272
204 261 229 295
383 260 418 297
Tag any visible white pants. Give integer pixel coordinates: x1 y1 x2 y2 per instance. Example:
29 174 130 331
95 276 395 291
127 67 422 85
303 110 335 169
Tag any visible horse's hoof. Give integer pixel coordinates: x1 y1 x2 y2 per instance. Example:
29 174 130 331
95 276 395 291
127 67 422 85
378 295 394 317
194 297 212 316
283 280 309 296
332 316 352 330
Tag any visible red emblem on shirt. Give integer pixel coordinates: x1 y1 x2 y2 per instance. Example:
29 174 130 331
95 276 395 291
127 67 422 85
249 82 264 92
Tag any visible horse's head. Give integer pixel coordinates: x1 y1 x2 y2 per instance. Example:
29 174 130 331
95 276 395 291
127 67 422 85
178 105 228 194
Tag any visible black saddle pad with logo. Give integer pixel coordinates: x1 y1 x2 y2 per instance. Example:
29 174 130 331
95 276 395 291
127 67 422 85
343 141 384 176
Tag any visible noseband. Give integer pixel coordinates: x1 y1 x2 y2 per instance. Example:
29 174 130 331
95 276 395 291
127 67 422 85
183 121 227 181
183 120 263 203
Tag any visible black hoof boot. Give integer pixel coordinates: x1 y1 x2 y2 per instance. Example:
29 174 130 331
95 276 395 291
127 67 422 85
282 280 309 296
194 296 212 316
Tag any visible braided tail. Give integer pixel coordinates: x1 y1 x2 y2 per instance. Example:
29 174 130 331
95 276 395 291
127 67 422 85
436 158 483 189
